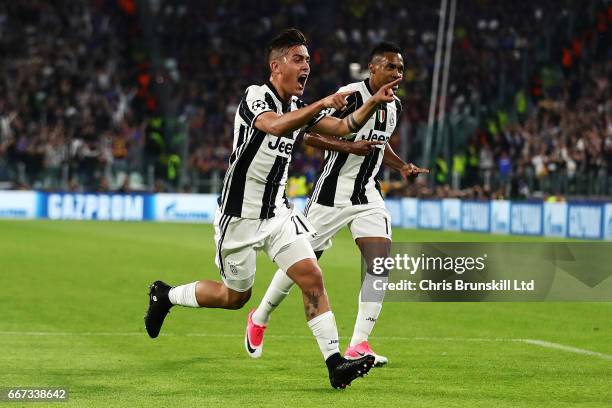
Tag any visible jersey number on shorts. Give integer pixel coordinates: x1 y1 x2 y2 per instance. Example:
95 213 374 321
291 215 309 235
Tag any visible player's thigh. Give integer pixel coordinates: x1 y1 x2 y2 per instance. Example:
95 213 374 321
219 244 258 292
214 214 259 292
306 202 349 251
349 208 392 243
350 209 392 268
267 213 329 292
274 235 317 276
266 210 317 273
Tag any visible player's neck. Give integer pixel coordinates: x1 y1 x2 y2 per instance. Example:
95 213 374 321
268 78 291 103
367 78 380 95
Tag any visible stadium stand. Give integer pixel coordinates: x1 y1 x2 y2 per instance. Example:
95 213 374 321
0 0 610 198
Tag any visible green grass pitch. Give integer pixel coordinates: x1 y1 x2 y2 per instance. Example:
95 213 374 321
0 220 610 407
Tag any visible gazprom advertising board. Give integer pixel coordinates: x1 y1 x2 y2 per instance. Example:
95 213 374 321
510 202 543 236
490 200 510 234
39 193 149 221
567 203 604 240
152 194 218 223
0 191 38 219
461 201 490 233
0 191 610 240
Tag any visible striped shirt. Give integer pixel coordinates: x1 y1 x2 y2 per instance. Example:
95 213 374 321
309 79 401 208
219 81 325 219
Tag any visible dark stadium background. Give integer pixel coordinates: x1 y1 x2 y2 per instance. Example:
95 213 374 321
0 0 610 200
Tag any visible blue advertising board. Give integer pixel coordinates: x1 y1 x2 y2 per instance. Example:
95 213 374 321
401 198 418 229
153 193 217 223
567 203 603 240
490 200 510 234
605 204 612 241
461 201 490 232
442 199 461 231
543 202 567 237
0 191 610 240
40 193 150 221
385 198 403 227
510 202 543 236
418 200 442 229
0 191 38 219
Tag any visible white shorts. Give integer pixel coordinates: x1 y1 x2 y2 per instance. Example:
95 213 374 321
214 205 316 292
305 201 392 252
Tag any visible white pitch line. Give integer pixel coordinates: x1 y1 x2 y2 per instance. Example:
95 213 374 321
0 331 511 341
1 331 611 362
0 331 143 336
516 339 612 361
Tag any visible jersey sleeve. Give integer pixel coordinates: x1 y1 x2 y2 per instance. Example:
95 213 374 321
326 86 362 120
305 107 332 131
321 86 348 120
394 97 402 116
238 86 274 128
294 98 332 132
301 85 361 132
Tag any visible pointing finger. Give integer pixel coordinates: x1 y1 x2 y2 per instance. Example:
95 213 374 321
382 78 402 89
337 90 356 97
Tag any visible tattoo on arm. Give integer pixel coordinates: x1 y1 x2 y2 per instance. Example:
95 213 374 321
347 113 362 133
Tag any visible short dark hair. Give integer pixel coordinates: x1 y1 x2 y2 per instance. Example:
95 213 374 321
369 42 402 62
266 28 307 64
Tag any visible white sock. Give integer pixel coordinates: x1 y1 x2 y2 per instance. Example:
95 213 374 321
168 282 199 307
308 311 340 360
350 298 383 346
252 269 294 325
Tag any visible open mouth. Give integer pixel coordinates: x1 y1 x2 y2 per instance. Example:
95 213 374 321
297 74 308 89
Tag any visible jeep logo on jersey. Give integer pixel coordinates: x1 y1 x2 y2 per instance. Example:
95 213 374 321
268 137 293 155
363 129 390 144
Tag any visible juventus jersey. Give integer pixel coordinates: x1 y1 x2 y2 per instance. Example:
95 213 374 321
219 81 325 219
310 79 402 207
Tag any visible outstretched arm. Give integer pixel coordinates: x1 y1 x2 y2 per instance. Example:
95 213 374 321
310 78 402 138
304 133 383 156
384 144 429 181
254 91 353 136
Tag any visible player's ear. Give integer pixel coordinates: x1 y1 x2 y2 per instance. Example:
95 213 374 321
269 59 279 74
368 62 375 75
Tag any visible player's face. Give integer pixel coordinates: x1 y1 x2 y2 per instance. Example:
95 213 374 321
370 52 404 92
279 45 310 96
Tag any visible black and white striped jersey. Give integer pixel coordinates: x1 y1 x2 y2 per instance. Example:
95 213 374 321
219 81 326 219
309 79 401 208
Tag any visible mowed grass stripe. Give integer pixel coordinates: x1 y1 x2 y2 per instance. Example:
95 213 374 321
0 220 610 407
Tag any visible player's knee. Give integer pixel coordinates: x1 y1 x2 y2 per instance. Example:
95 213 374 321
226 290 251 309
298 264 324 294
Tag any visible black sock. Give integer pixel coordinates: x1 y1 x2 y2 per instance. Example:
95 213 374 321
325 352 343 371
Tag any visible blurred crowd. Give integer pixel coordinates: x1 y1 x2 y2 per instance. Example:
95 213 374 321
390 59 612 201
0 0 147 191
0 0 610 199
